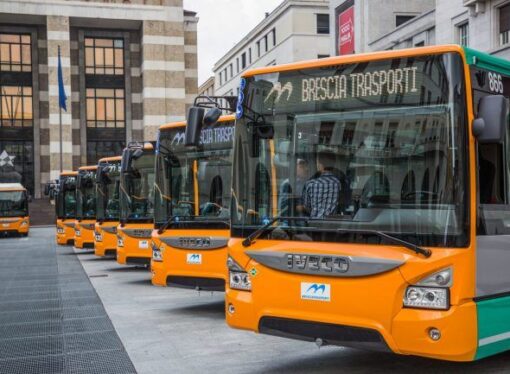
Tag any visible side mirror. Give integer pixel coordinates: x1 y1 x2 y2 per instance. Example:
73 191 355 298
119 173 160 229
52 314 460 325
132 149 144 160
473 95 508 143
203 107 222 126
185 106 205 146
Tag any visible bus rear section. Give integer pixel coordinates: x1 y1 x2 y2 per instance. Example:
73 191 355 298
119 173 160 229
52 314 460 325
152 114 235 291
55 171 77 245
116 142 155 267
0 183 29 237
75 165 98 249
95 156 122 257
224 45 510 362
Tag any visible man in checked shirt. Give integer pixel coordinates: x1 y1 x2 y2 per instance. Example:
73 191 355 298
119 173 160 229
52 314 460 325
302 151 341 219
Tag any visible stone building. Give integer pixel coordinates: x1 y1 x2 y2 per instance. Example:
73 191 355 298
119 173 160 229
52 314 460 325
213 0 331 98
329 0 510 61
0 0 198 197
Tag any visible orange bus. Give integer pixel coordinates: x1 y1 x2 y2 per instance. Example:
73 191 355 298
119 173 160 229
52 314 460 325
225 45 510 361
75 165 98 249
151 114 235 291
0 183 29 237
116 142 155 267
94 156 122 257
55 171 77 245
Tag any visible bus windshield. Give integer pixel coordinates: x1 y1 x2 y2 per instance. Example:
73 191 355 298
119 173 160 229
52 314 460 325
76 170 96 220
0 191 27 217
232 52 469 247
120 149 155 222
58 176 76 219
154 120 235 229
96 160 121 221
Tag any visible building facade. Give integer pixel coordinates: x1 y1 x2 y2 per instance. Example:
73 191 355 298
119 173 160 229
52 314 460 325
213 0 331 97
328 0 434 56
0 0 198 198
198 76 215 98
329 0 510 61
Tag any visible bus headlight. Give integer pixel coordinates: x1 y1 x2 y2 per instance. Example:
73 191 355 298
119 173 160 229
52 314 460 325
227 256 251 291
117 236 124 247
75 230 81 237
152 243 163 262
403 268 452 310
57 227 64 234
404 286 449 310
95 232 102 242
21 221 28 226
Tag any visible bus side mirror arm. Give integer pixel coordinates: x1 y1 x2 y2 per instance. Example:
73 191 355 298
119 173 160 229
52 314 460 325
472 95 508 143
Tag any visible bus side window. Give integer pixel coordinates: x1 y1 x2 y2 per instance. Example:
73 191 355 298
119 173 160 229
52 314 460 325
477 119 510 235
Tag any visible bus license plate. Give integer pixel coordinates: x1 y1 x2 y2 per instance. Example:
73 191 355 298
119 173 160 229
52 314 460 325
139 240 149 249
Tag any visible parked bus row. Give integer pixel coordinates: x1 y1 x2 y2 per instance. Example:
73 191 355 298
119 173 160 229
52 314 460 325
52 45 510 362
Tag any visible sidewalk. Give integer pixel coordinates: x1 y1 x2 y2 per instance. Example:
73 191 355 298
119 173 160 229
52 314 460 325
0 228 135 374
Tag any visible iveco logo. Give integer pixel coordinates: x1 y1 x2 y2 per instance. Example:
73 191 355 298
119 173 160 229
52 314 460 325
179 237 211 248
171 132 186 145
287 254 349 274
265 82 293 103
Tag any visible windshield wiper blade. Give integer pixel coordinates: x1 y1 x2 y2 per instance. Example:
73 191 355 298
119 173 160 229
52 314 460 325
242 216 309 247
336 228 431 258
157 215 181 234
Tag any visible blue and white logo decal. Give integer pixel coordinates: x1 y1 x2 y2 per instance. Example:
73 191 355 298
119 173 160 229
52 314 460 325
236 78 246 119
187 253 202 265
301 282 331 302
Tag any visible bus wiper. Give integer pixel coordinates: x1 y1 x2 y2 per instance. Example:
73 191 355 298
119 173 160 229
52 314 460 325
242 216 308 247
336 228 431 258
157 215 181 234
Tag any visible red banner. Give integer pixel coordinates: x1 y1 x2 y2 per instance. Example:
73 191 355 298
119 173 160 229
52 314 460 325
338 6 354 55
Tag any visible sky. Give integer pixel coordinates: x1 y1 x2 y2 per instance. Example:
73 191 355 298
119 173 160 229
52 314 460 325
183 0 284 86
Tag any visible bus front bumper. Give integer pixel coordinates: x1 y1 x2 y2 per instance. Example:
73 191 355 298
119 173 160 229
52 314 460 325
226 288 477 361
94 223 118 257
150 235 228 291
0 217 29 235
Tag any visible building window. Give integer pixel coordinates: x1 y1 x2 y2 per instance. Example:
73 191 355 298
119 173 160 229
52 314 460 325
500 4 510 46
0 86 32 128
458 23 469 46
219 71 223 86
271 28 276 46
396 15 415 27
241 52 246 69
236 57 239 73
264 35 268 52
0 32 34 194
257 41 261 57
248 48 252 64
223 68 227 82
86 88 125 129
317 54 330 59
415 41 425 47
229 63 233 78
316 14 330 34
87 141 124 165
0 34 31 72
85 37 124 75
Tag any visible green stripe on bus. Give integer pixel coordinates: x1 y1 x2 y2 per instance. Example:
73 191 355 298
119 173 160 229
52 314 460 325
475 295 510 360
463 46 510 76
